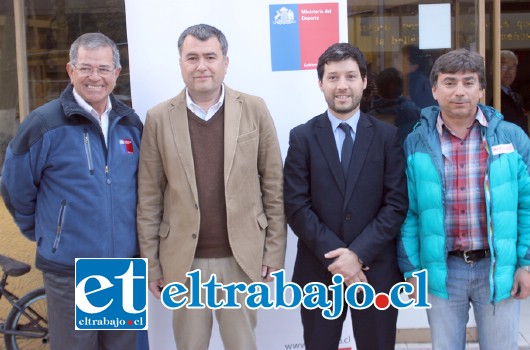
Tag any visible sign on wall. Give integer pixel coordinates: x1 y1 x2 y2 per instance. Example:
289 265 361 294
124 0 355 348
270 3 339 71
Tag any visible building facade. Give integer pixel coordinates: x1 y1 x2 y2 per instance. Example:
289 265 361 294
0 0 529 344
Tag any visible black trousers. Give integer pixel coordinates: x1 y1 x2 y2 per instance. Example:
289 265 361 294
301 300 398 350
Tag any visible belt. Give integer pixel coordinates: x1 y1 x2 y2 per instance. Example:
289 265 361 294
448 249 491 263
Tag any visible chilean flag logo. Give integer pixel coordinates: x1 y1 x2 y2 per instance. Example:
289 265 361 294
120 138 134 154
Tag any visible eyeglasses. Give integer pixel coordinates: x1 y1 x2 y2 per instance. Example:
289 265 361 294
72 64 116 76
501 65 517 73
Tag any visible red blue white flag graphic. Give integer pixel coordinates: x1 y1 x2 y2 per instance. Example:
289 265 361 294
270 3 339 71
120 139 134 154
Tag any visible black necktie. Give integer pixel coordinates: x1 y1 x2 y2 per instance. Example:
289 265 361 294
339 123 353 177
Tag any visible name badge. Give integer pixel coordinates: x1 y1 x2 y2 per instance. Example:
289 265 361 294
491 143 514 155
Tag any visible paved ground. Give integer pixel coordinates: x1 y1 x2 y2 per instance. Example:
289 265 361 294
0 199 43 348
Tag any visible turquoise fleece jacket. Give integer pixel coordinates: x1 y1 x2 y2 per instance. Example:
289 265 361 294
398 103 530 302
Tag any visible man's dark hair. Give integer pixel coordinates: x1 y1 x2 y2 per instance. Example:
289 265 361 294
177 24 228 57
376 67 403 99
430 48 486 89
402 45 422 65
317 43 367 81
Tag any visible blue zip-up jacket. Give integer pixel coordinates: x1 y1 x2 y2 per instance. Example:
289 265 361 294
398 103 530 302
1 85 143 275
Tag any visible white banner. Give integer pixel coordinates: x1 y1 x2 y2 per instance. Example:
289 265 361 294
124 1 379 348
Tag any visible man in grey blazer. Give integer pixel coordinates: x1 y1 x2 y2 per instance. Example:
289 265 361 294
137 24 286 350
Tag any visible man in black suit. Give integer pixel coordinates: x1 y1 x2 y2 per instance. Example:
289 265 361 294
284 43 408 350
499 50 528 135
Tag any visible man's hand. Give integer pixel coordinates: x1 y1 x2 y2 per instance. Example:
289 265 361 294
325 248 363 281
262 265 279 282
149 279 165 299
406 276 418 301
344 270 368 287
511 268 530 299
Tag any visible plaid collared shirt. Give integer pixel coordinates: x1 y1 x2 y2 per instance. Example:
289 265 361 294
437 109 489 251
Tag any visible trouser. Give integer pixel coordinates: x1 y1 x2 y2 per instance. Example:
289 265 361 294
426 255 520 350
43 271 137 350
172 256 257 350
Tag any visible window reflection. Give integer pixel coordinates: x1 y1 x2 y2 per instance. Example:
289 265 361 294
25 0 130 110
348 1 479 115
0 0 19 173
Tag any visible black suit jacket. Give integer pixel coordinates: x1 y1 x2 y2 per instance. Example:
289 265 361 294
500 89 528 135
284 111 408 289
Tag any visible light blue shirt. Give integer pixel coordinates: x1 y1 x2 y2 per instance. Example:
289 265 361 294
327 110 359 161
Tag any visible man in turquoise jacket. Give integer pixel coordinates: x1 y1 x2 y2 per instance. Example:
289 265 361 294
398 48 530 350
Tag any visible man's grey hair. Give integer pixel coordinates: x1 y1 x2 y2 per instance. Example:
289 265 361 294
177 24 228 57
69 33 121 69
501 50 518 65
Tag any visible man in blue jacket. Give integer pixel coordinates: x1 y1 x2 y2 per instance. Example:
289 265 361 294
1 33 143 349
398 48 530 349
